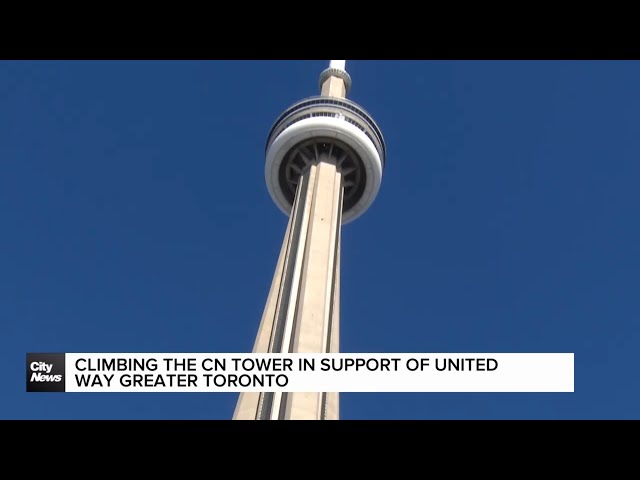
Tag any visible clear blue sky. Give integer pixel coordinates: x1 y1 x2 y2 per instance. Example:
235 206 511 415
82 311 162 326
2 60 639 420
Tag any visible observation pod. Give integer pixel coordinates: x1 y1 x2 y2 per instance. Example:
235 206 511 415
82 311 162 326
265 95 386 224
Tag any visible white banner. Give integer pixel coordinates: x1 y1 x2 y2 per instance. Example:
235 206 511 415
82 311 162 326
54 353 574 393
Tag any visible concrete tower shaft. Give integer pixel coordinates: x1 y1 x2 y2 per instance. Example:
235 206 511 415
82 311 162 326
233 159 343 420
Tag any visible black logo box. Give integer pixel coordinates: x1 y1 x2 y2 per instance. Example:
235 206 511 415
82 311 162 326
26 353 66 392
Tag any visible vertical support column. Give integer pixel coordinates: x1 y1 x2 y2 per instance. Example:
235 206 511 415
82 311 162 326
323 207 341 420
321 60 348 99
232 214 293 420
283 158 342 420
233 158 343 420
321 76 346 98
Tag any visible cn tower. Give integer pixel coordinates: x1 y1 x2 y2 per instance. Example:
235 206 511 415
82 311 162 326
233 60 386 420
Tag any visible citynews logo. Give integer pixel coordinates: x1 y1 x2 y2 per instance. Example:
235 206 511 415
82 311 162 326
26 353 65 392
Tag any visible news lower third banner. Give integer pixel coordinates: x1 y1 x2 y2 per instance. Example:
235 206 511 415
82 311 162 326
26 353 574 393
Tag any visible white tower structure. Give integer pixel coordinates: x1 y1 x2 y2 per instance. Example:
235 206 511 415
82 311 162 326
233 60 386 420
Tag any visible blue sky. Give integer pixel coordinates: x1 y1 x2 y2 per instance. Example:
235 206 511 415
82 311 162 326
2 60 639 419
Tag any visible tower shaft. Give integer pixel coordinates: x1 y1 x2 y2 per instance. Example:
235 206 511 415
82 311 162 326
233 159 343 420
